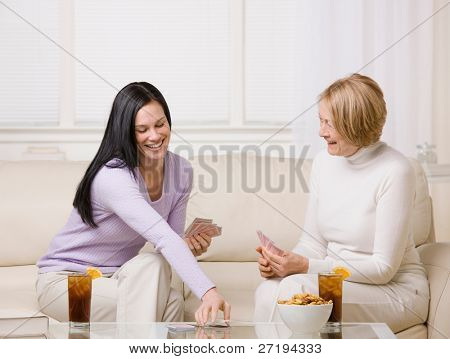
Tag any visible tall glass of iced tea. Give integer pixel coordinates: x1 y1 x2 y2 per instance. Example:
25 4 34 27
68 273 92 328
318 272 343 326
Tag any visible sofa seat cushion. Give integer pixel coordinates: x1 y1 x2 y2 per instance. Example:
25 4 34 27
187 155 312 262
418 243 450 339
183 262 263 321
396 324 427 339
0 265 43 317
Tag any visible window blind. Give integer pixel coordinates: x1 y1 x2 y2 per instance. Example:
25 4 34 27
74 0 230 127
245 0 302 125
0 0 60 126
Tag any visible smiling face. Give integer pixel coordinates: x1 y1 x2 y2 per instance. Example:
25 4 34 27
135 101 171 165
319 100 359 157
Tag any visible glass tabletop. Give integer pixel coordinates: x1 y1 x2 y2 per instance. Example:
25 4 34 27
47 321 396 339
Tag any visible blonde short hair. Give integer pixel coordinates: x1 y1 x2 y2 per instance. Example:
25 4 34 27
319 73 387 147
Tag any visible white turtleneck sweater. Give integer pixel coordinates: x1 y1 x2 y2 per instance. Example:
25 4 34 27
293 141 426 285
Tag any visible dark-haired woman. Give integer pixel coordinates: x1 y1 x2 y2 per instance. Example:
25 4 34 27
36 82 230 325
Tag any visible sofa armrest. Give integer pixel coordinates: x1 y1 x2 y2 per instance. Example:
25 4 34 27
417 243 450 339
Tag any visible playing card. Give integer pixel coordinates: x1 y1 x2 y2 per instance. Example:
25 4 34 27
257 230 284 256
185 217 210 236
205 226 221 237
267 241 284 256
195 218 212 225
196 223 211 234
185 218 207 236
194 321 230 328
167 324 196 332
198 224 222 238
185 218 222 238
257 230 269 247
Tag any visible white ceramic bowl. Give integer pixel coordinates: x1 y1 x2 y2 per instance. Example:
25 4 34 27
277 303 333 333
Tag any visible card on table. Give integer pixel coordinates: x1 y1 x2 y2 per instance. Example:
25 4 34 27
194 321 230 328
167 324 196 332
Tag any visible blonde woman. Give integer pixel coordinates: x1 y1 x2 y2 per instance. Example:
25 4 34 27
254 74 429 333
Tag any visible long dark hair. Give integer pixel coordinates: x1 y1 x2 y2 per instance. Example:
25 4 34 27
73 82 172 228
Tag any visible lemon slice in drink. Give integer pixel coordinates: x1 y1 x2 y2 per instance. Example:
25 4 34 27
332 266 351 279
86 267 102 280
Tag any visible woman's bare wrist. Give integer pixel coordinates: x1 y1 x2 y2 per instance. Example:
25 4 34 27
302 257 309 273
202 287 217 301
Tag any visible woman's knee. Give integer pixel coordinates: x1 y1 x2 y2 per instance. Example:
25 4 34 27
36 275 69 322
119 253 171 278
255 279 280 305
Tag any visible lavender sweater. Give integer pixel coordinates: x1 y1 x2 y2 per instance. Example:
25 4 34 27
37 151 215 299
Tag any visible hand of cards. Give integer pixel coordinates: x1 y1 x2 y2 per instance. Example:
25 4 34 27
257 230 284 256
185 217 222 238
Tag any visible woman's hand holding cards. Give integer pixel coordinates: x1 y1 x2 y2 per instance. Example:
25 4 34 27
186 233 211 256
185 217 222 257
256 246 276 278
261 247 309 277
256 230 309 278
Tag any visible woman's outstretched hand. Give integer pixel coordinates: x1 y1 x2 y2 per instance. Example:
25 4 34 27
195 288 231 326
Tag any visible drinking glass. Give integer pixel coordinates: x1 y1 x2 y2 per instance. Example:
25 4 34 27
318 272 343 326
68 273 92 329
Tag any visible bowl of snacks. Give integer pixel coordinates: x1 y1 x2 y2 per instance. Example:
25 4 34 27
277 293 333 333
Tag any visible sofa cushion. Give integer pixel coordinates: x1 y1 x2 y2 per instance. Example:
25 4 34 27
183 262 264 321
418 243 450 339
187 154 312 262
0 157 431 266
0 161 89 266
395 324 428 339
0 265 42 315
187 157 433 263
408 159 433 246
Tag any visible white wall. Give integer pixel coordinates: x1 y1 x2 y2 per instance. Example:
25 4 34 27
431 0 450 243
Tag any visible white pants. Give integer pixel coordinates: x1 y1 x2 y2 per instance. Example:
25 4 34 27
36 253 184 322
254 273 429 333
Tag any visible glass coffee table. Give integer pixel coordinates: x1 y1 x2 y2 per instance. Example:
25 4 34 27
47 322 396 339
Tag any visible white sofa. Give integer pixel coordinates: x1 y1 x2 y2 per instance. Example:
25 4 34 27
0 154 449 339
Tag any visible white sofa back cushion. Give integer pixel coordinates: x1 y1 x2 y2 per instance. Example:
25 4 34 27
408 160 434 245
0 156 432 268
188 156 434 263
0 161 88 266
188 154 312 262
